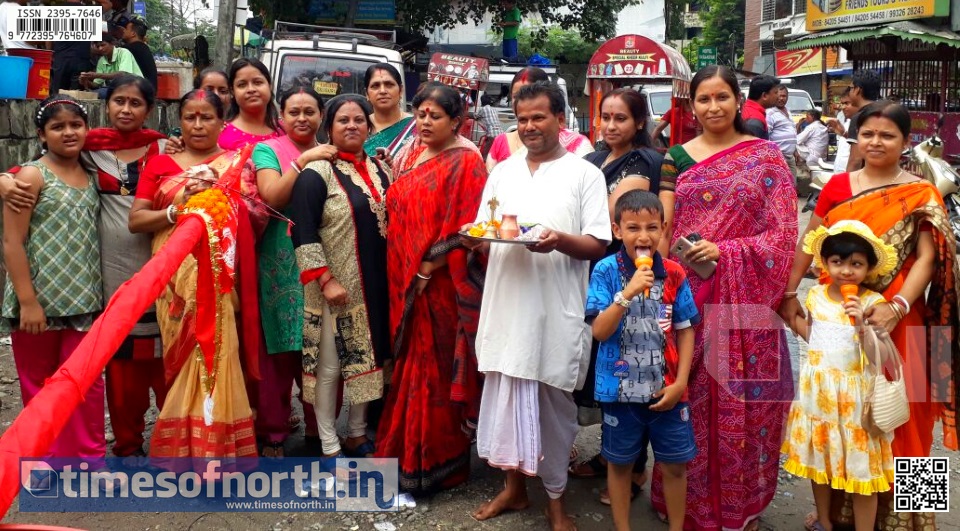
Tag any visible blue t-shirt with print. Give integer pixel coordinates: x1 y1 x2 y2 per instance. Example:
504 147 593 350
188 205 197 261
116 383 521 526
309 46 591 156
586 248 700 403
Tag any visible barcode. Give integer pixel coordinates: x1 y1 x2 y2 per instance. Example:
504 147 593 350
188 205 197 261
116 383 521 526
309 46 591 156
7 5 100 42
894 457 950 512
16 18 97 35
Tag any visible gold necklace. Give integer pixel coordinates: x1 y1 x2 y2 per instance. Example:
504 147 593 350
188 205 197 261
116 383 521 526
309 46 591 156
856 169 905 194
601 151 622 169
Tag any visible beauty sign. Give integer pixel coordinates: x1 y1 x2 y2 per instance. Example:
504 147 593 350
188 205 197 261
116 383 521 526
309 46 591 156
427 53 489 91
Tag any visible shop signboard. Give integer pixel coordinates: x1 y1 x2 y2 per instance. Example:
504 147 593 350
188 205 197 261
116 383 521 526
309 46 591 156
427 53 489 91
806 0 948 31
775 47 840 77
308 0 396 25
587 34 691 80
697 46 717 69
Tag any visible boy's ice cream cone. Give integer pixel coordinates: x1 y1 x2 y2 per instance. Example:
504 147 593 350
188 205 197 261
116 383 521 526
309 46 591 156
635 255 653 297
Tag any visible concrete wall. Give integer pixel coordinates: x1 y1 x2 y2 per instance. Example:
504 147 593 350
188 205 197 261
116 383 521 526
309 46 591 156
0 100 181 169
744 0 762 72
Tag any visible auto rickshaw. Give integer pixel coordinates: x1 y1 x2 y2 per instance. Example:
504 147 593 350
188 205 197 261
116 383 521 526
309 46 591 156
586 35 693 148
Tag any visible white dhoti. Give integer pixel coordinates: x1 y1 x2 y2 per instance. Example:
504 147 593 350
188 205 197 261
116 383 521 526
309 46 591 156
477 372 579 499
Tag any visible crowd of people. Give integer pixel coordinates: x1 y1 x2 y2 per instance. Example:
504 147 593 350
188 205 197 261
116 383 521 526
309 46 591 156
0 56 956 531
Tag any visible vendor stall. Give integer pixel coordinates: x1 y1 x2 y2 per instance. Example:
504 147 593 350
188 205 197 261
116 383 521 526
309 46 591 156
586 34 692 145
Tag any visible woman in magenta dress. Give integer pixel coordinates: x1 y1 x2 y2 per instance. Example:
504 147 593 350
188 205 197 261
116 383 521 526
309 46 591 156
653 65 798 531
220 58 283 150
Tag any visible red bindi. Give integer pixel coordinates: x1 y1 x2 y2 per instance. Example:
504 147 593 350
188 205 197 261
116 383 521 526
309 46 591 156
424 106 432 114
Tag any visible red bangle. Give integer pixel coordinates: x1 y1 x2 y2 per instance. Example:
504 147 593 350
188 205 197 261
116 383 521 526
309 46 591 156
320 276 333 290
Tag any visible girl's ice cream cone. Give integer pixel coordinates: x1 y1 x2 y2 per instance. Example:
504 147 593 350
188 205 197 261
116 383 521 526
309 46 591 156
840 284 858 325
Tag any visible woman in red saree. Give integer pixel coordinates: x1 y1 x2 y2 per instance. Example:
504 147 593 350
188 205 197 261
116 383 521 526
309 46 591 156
779 101 958 531
654 66 798 531
129 89 261 461
376 82 487 494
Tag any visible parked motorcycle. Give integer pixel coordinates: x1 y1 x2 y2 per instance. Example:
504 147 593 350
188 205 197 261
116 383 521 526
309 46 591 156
910 117 960 243
801 158 833 213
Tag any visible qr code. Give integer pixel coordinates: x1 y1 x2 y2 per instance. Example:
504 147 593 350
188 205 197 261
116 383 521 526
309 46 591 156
894 457 950 512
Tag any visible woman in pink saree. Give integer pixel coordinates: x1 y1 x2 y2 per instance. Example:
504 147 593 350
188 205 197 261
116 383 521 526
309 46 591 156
653 65 798 530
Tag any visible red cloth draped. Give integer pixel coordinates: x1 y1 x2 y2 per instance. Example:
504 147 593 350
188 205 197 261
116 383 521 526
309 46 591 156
375 147 487 493
83 127 168 151
141 148 261 382
0 217 205 518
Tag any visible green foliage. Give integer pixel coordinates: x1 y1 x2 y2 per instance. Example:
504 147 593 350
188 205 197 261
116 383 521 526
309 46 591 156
516 26 600 64
665 0 685 41
699 0 744 68
250 0 312 25
680 37 701 68
250 0 640 41
143 0 204 56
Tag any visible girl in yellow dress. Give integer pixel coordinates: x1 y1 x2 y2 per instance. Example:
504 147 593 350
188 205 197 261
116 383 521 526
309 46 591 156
782 220 898 531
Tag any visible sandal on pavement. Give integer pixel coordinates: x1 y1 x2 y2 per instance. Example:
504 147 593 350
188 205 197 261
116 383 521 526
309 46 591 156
341 438 376 458
568 455 607 478
261 442 285 458
803 511 819 531
599 480 643 506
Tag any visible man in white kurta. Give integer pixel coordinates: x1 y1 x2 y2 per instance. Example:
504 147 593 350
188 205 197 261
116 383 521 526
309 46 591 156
467 82 610 531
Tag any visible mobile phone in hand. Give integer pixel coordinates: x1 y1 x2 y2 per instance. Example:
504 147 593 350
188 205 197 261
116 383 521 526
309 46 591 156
673 236 717 279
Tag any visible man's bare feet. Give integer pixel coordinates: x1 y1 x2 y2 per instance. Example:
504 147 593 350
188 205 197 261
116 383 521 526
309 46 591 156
545 498 577 531
472 488 530 521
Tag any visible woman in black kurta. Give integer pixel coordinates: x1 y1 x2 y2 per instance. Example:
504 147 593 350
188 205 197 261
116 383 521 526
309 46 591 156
289 94 391 458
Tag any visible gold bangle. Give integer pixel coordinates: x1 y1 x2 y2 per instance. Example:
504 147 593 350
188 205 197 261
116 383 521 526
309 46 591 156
783 291 798 299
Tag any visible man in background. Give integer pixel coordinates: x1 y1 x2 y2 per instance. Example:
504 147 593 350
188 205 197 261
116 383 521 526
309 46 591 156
741 75 780 140
474 93 505 138
80 31 142 97
499 0 521 61
843 69 881 172
827 88 852 172
796 109 829 168
766 86 799 183
119 14 156 89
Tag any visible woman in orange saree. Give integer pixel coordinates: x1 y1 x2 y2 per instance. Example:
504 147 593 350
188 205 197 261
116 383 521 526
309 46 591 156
780 101 959 530
129 89 261 461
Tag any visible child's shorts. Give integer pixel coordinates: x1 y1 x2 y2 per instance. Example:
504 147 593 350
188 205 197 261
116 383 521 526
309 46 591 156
600 401 697 465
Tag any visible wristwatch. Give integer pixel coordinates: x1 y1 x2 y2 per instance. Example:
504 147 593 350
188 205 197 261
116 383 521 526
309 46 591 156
613 291 632 308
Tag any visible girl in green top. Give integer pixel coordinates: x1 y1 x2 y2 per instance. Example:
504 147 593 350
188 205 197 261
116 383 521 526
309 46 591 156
2 95 105 461
252 85 337 457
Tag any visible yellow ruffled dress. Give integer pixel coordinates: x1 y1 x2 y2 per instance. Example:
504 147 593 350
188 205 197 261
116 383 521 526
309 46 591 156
781 284 895 494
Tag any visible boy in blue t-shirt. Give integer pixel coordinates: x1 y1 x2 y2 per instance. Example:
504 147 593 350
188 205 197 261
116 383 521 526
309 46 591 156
586 190 699 531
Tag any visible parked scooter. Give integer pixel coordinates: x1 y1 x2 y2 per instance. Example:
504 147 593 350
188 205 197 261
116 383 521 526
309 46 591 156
910 117 960 242
801 158 833 213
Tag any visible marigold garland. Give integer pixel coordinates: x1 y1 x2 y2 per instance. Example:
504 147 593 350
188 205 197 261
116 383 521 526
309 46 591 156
180 187 233 229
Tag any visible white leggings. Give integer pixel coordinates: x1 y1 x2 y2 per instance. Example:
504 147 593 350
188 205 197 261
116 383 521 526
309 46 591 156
313 300 367 455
